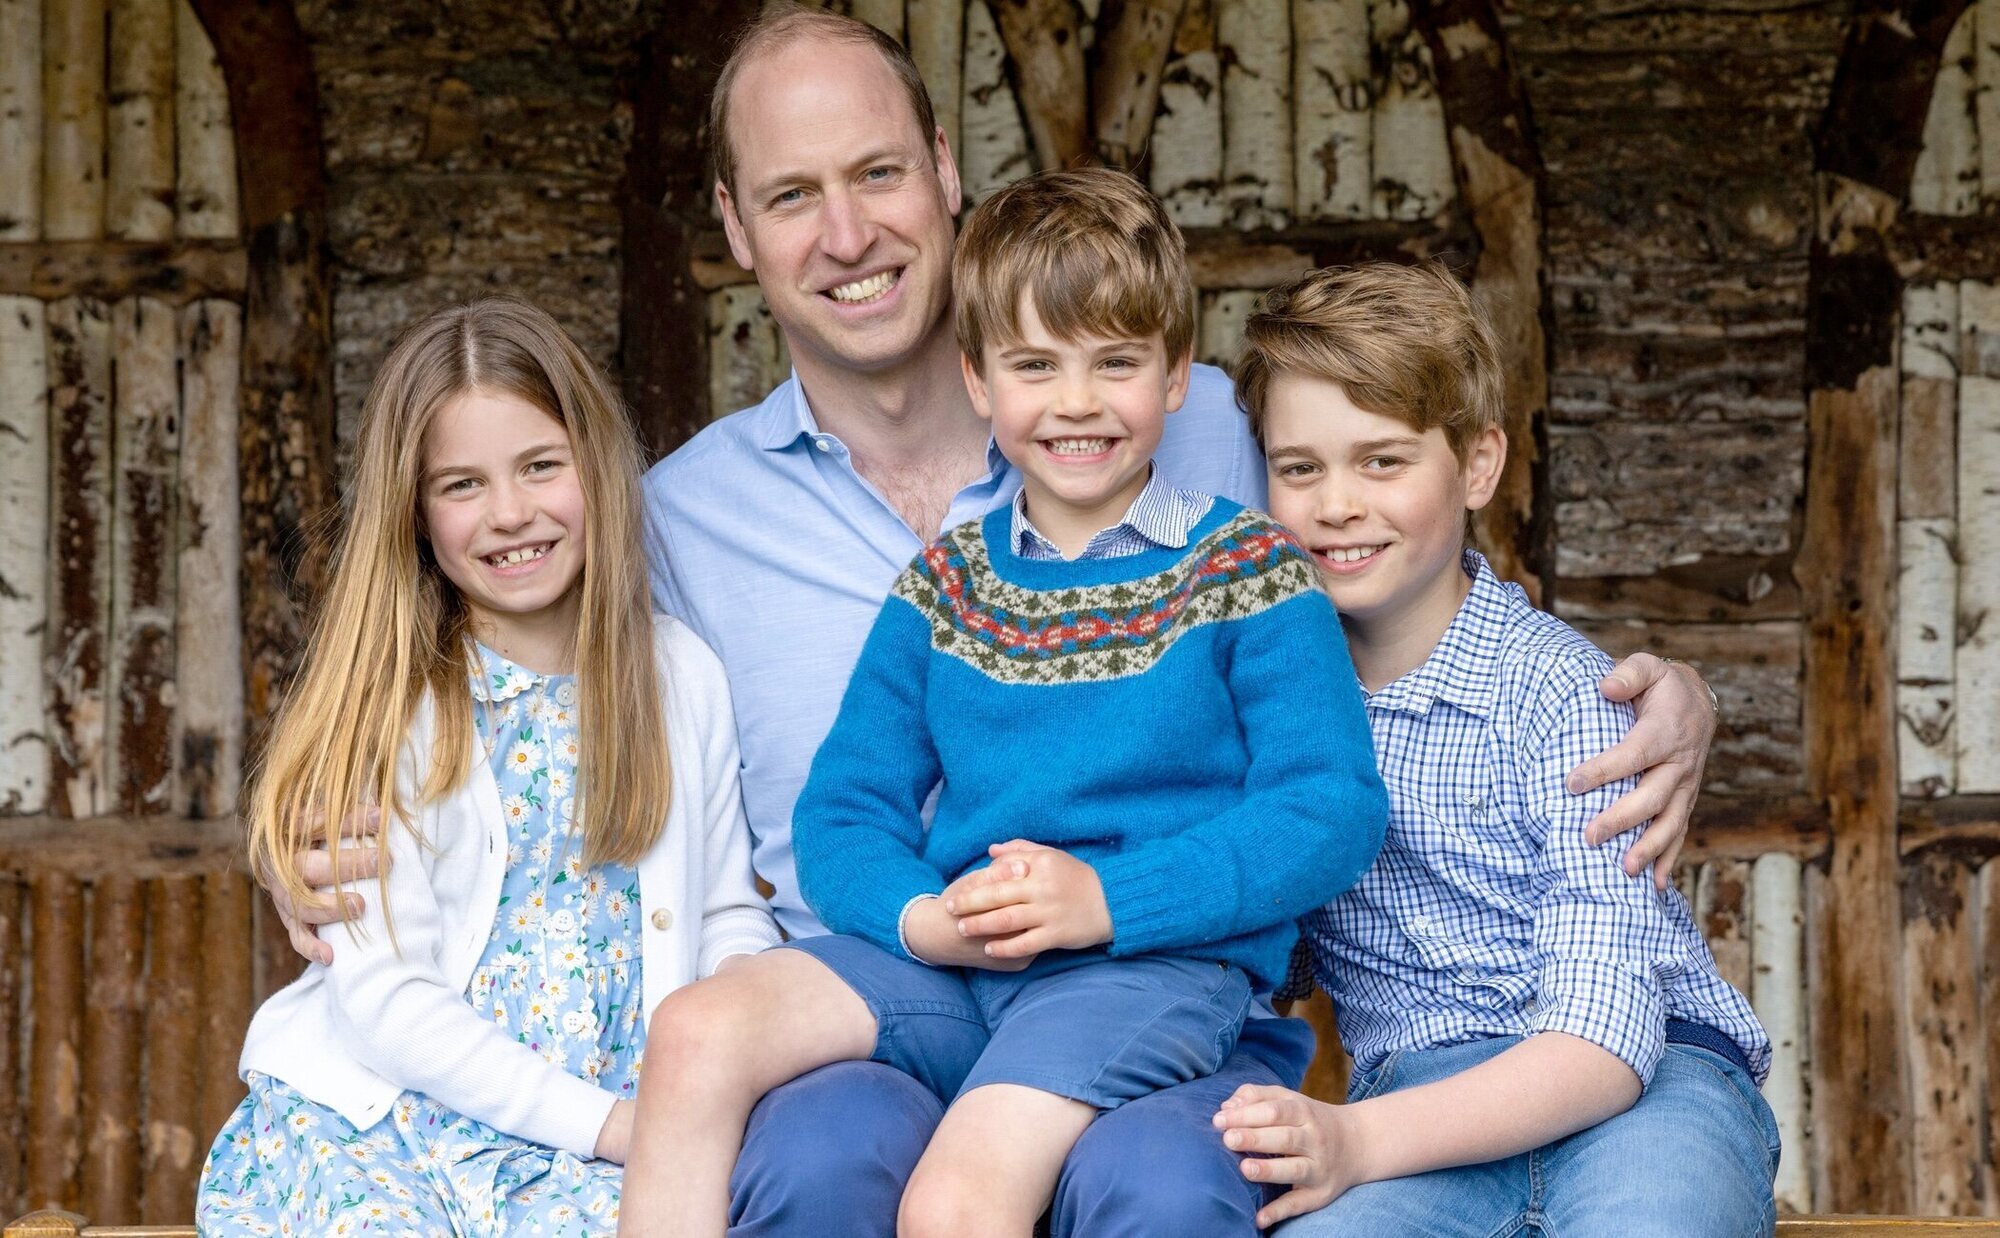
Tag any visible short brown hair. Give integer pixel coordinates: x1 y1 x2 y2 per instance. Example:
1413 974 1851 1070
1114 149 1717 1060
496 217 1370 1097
709 4 939 195
1234 261 1503 461
953 167 1195 365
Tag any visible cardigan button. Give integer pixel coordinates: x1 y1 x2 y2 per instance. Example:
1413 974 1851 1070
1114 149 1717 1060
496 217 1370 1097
651 909 673 931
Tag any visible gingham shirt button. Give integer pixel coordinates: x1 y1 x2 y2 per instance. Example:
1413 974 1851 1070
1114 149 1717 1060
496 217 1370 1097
651 909 673 931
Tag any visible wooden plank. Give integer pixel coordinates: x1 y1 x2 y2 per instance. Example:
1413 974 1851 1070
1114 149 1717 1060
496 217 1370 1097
26 874 84 1212
196 871 251 1142
172 0 237 241
988 0 1088 173
906 0 963 166
1368 0 1453 221
1553 555 1801 623
1799 357 1909 1212
1777 1222 2000 1235
845 0 901 41
1216 0 1291 228
1981 0 2000 200
41 0 106 241
0 816 241 878
1899 518 1958 798
250 886 304 1006
1961 374 2000 792
1911 6 1978 216
1292 0 1371 220
174 300 241 818
139 877 200 1224
1978 860 2000 1219
1196 288 1260 373
45 298 114 820
960 0 1032 206
108 298 179 817
0 242 248 304
1294 989 1351 1105
0 879 21 1217
1685 796 1827 863
1752 853 1810 1214
1089 0 1181 169
1901 282 1959 519
1962 281 2000 378
706 286 786 424
1695 858 1752 995
1901 853 1984 1214
106 0 175 242
81 877 144 1224
0 297 49 815
1148 0 1224 226
0 0 42 241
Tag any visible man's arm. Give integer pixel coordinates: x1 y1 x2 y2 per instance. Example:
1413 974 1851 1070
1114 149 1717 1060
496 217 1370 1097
1574 653 1717 888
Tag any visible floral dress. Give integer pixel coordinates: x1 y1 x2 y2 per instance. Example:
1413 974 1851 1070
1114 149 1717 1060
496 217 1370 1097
197 646 648 1236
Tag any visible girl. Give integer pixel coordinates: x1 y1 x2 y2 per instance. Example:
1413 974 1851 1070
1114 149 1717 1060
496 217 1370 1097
196 298 780 1235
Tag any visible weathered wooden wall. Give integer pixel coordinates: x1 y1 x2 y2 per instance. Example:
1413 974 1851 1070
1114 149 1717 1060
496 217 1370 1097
0 0 329 1222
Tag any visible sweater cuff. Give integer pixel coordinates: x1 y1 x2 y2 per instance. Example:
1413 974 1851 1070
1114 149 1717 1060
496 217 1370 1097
699 908 785 978
1091 844 1216 957
531 1072 620 1158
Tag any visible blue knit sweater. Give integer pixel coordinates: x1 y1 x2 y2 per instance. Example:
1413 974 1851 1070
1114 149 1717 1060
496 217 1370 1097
792 499 1388 989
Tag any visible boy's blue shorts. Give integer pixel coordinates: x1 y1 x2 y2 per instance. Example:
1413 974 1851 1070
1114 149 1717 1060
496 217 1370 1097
778 933 1253 1112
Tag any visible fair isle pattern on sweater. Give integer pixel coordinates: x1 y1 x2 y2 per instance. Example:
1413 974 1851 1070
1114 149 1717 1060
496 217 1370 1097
897 508 1323 685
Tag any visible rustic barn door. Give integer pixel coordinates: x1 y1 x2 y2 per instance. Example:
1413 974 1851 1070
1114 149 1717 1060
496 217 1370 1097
0 0 332 1223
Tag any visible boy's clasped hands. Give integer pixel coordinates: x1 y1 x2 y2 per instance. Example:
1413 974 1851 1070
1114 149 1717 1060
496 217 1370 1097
907 841 1114 969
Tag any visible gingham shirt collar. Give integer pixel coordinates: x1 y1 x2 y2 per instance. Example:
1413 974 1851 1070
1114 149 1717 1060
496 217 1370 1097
1365 550 1502 721
1011 465 1213 560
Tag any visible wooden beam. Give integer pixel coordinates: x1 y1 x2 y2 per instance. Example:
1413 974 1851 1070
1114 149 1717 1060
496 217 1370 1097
1682 796 1828 863
986 0 1090 173
1090 0 1183 170
0 817 243 879
0 242 247 304
1552 553 1802 623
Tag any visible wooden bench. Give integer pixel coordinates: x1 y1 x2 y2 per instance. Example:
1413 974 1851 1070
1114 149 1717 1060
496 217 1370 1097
8 1210 2000 1236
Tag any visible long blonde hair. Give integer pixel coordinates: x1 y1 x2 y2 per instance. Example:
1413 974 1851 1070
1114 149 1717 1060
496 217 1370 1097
248 297 671 931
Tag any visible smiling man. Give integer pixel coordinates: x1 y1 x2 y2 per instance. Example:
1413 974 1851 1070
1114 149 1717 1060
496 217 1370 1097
623 7 1726 1237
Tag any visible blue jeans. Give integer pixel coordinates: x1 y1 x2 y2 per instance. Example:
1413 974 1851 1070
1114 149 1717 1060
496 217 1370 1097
1275 1036 1781 1238
727 1013 1317 1237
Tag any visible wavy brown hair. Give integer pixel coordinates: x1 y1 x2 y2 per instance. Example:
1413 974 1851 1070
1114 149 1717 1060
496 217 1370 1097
247 297 671 936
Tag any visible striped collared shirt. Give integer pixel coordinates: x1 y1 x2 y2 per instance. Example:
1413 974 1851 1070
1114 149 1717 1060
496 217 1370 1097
1012 466 1215 561
1300 551 1770 1087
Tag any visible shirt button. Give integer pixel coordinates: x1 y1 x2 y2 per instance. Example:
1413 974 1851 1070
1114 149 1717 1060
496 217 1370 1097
651 908 673 931
814 437 831 452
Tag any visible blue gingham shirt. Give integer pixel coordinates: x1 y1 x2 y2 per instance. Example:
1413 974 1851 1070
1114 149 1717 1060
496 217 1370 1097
1299 551 1770 1088
1012 466 1215 561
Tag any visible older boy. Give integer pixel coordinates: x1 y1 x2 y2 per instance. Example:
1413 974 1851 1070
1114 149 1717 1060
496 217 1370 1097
622 169 1389 1238
1211 262 1778 1235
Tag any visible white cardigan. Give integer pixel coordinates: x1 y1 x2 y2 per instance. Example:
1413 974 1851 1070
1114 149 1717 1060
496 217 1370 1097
238 616 782 1156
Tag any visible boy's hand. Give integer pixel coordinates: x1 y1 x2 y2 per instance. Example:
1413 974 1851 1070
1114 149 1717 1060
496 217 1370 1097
904 890 1033 971
943 840 1112 958
1213 1084 1358 1227
1569 652 1715 890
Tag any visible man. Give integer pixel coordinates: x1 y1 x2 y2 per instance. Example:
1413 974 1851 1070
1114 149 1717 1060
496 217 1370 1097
282 8 1718 1234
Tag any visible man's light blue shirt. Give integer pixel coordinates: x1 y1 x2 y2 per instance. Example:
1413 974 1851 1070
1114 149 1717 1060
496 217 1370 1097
643 362 1266 939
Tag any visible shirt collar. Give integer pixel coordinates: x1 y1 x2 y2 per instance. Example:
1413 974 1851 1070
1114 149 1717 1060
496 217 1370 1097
1010 464 1198 557
469 643 546 704
757 374 1010 476
1365 549 1515 720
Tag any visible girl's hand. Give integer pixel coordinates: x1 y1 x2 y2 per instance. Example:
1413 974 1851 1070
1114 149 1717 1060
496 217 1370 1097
595 1099 636 1164
944 840 1112 958
1213 1084 1357 1227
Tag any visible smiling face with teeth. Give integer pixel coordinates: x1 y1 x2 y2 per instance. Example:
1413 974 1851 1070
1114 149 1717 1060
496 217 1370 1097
964 298 1191 559
1261 373 1506 686
421 389 587 669
714 38 961 386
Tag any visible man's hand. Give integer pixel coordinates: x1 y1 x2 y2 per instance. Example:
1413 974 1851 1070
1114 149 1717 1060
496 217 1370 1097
267 807 383 965
1212 1084 1358 1227
942 840 1112 960
902 890 1033 971
1568 653 1717 890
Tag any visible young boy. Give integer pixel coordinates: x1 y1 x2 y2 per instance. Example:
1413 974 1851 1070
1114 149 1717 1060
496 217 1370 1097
621 168 1389 1238
1211 262 1778 1235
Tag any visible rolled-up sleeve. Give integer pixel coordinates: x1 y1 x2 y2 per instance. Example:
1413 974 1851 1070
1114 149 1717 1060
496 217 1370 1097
1521 659 1689 1088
